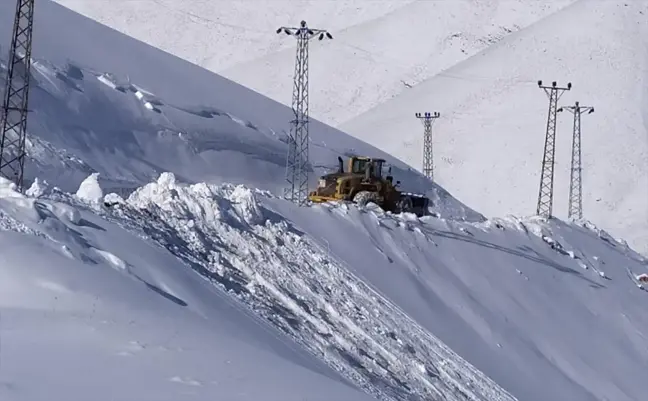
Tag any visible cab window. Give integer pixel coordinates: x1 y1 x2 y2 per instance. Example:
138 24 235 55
352 159 368 174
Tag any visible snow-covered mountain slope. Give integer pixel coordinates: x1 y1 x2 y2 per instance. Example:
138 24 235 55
0 0 478 222
0 177 374 401
52 0 647 256
2 2 648 401
342 0 648 254
53 0 574 126
271 197 648 401
4 169 648 401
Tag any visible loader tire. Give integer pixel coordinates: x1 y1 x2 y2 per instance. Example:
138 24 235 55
353 190 380 207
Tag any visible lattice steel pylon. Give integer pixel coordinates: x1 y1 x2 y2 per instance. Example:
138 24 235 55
0 0 35 192
415 111 440 180
276 21 332 205
558 101 594 221
535 80 571 218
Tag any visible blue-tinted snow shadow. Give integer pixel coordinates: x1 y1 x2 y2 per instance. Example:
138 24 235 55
423 226 606 289
133 275 188 307
75 218 107 231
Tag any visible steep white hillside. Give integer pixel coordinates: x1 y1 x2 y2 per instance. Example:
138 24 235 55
342 0 648 254
268 196 648 401
0 0 479 222
2 3 648 401
53 0 574 125
4 168 647 401
0 178 373 401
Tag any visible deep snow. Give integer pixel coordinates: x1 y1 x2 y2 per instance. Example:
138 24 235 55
3 167 648 401
341 0 648 255
53 0 575 126
52 0 648 257
0 0 478 222
1 2 647 401
0 176 375 401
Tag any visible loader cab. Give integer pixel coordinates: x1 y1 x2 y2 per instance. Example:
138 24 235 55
349 157 385 179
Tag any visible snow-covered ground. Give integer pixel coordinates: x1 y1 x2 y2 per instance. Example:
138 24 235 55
0 177 376 401
51 0 648 256
4 165 648 401
273 199 648 401
52 0 575 126
1 0 478 222
342 0 648 255
1 2 648 401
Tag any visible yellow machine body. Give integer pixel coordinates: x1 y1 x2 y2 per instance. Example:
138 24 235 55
308 156 405 213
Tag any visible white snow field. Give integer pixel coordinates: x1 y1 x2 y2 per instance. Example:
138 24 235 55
52 0 648 256
52 0 575 126
0 177 376 401
1 0 478 222
341 0 648 255
1 2 648 401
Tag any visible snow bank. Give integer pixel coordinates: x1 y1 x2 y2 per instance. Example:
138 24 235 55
0 184 373 401
127 172 265 227
104 173 515 401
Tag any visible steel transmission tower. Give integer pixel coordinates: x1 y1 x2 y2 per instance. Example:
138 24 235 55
415 111 440 180
535 80 571 218
276 21 332 205
558 101 594 221
0 0 35 192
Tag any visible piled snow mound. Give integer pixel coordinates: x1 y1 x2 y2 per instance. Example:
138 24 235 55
81 173 518 401
0 177 375 401
76 172 104 203
127 172 265 227
25 177 50 198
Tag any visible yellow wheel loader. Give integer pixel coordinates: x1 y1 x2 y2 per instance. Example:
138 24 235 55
308 156 430 216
